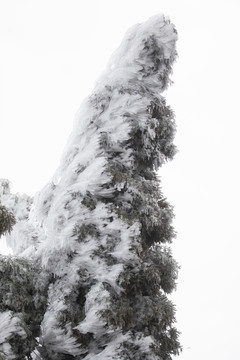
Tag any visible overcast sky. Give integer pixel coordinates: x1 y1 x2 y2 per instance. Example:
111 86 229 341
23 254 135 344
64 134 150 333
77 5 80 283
1 1 240 359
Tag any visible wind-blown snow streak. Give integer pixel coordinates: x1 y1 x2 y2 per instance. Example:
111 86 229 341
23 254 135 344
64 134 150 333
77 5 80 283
0 311 27 359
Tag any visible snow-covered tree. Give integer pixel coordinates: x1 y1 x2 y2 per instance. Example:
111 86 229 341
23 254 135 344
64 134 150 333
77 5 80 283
0 14 181 359
0 256 50 359
0 179 33 254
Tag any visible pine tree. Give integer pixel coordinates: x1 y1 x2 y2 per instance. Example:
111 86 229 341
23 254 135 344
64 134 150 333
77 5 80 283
0 181 49 359
0 14 181 359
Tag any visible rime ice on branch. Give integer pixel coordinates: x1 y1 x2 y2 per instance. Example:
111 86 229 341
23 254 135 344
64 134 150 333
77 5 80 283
1 14 181 360
0 179 33 253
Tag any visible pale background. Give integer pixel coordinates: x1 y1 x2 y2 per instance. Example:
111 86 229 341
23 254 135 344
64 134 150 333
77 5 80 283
1 1 240 359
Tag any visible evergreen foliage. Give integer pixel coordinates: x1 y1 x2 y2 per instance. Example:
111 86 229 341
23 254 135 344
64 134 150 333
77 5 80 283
0 256 50 359
0 14 181 359
0 205 15 238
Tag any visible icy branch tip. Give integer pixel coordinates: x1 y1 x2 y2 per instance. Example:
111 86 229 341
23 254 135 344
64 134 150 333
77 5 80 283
107 14 178 78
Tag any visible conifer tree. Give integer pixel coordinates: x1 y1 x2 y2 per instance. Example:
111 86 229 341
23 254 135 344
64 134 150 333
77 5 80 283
0 181 49 359
0 14 181 359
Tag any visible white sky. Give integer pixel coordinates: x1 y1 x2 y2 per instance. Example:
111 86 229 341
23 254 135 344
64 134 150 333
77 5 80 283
1 1 240 359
